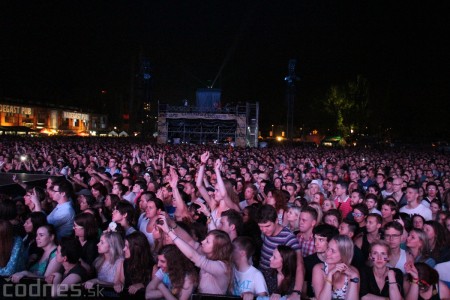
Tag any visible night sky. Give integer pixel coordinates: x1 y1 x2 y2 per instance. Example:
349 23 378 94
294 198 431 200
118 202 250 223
1 1 449 138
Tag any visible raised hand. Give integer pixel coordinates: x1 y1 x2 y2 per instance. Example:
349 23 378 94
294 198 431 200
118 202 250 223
200 151 209 164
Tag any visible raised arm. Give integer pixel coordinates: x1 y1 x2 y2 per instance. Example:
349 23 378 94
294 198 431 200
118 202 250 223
169 167 190 221
157 216 202 263
196 152 215 209
214 159 240 212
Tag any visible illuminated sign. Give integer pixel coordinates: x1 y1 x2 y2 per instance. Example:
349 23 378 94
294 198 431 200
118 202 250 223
63 111 89 121
0 104 32 115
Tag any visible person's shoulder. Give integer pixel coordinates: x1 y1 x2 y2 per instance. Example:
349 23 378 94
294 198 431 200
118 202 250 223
312 262 325 273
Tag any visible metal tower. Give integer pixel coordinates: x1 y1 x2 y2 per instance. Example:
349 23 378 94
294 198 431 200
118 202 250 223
284 59 299 139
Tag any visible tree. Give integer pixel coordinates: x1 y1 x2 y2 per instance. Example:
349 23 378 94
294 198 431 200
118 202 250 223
324 85 354 136
323 75 370 136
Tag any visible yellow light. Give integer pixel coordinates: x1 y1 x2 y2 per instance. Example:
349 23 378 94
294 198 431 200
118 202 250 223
276 136 283 142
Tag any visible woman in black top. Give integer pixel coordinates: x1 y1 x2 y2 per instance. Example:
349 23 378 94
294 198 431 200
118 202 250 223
360 240 403 299
51 237 87 297
73 213 99 275
116 231 154 299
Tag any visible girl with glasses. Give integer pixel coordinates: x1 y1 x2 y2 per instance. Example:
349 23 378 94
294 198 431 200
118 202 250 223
405 262 450 300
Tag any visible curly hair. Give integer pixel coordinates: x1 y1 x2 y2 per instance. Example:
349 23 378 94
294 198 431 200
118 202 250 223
158 245 198 296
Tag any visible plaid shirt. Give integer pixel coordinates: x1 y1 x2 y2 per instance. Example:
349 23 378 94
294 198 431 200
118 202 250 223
297 233 315 257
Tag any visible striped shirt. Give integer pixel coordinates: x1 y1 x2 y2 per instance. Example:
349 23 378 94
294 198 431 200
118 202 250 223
260 227 301 271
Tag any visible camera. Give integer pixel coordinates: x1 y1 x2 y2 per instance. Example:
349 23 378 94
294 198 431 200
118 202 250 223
156 219 164 225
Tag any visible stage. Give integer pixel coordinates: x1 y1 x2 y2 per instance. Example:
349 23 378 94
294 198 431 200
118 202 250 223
0 173 49 197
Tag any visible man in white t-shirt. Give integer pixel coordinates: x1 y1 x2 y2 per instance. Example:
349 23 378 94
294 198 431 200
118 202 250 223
231 236 268 299
399 185 432 220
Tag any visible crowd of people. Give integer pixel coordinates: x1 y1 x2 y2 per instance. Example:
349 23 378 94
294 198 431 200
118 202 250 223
1 136 450 299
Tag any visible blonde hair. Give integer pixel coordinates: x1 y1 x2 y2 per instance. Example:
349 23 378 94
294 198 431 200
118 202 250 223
331 235 354 265
287 206 301 231
94 231 124 270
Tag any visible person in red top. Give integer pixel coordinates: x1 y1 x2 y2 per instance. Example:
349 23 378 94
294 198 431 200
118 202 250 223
334 180 352 219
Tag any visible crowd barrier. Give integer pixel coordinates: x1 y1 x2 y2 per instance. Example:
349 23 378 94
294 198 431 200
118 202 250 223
1 277 253 299
0 276 130 299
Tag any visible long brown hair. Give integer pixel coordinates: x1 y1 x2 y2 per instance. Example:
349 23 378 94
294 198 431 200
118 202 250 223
125 232 154 285
0 220 14 267
207 230 232 262
276 245 297 295
159 245 198 296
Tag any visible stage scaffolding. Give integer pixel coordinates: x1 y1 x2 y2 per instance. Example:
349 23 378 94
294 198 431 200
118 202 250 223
157 102 259 147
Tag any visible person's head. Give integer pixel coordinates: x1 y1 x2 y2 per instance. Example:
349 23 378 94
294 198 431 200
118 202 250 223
423 220 447 249
368 184 381 196
350 190 365 207
338 220 358 238
412 262 440 293
334 180 348 197
406 228 431 256
112 201 135 226
139 191 156 212
219 209 243 236
77 192 95 211
369 240 391 267
299 206 318 234
323 209 342 228
241 204 258 224
313 224 339 254
232 236 255 263
157 244 198 293
23 211 48 236
406 184 419 204
352 203 369 224
381 199 398 220
286 206 302 227
256 204 282 236
105 193 120 210
430 199 442 216
36 224 56 249
412 214 426 229
269 245 297 294
322 199 335 212
285 183 297 198
309 180 321 195
91 182 107 199
96 231 124 263
425 182 438 199
57 237 82 264
384 221 404 249
112 182 127 197
145 198 165 219
366 213 382 234
312 192 325 206
265 189 287 212
392 177 404 192
200 230 232 262
73 212 98 240
123 231 153 263
375 173 386 185
243 183 257 201
326 235 354 265
51 180 73 203
133 181 147 194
